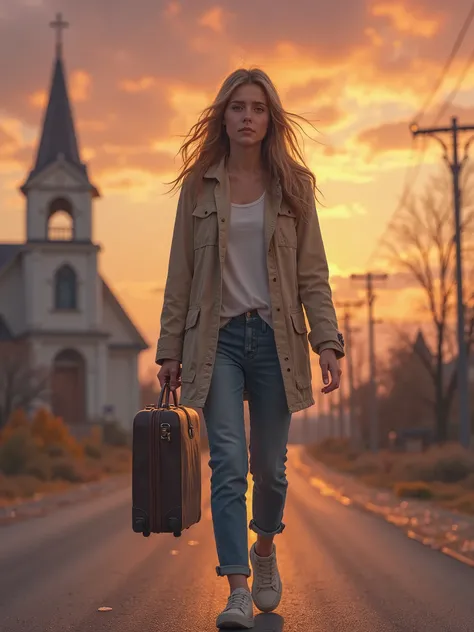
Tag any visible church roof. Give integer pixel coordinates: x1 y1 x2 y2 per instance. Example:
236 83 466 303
102 279 149 351
0 244 22 273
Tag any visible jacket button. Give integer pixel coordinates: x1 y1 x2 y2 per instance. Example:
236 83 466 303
285 357 289 361
287 368 291 372
221 218 225 222
273 277 277 282
277 308 281 312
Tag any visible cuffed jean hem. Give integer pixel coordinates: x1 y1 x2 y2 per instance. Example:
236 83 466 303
248 519 286 537
216 565 251 577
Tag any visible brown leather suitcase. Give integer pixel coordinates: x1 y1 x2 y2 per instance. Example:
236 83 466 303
132 382 201 537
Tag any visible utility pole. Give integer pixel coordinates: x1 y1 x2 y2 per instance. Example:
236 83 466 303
410 116 472 449
337 388 344 438
303 406 309 444
350 273 388 452
336 300 364 448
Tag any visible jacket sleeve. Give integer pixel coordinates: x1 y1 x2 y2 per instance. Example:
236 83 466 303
296 186 345 359
155 183 194 365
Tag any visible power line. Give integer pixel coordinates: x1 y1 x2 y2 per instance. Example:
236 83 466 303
414 0 474 123
367 137 427 267
367 3 474 268
432 43 474 125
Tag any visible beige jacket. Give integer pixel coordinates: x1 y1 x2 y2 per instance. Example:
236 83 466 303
155 158 344 413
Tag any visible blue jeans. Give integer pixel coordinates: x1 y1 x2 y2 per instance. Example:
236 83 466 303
203 310 292 577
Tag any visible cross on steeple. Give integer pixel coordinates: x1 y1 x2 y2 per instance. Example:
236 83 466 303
49 12 69 57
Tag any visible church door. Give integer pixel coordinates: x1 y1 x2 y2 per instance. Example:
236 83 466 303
51 349 86 425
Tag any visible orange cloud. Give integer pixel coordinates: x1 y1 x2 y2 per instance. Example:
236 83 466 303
198 7 227 33
356 120 413 155
29 90 47 109
119 76 156 93
165 2 181 18
320 202 368 219
371 1 441 37
70 70 92 102
0 125 18 155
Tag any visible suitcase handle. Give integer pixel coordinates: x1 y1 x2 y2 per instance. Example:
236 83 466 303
158 380 178 409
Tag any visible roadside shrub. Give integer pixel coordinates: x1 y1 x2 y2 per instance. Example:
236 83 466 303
394 481 433 499
0 428 41 476
0 409 30 444
433 456 473 483
50 459 83 483
24 452 52 481
0 473 41 499
31 408 83 458
102 421 130 448
83 443 102 459
462 473 474 490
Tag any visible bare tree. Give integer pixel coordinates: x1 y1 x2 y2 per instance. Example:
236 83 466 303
382 167 474 442
0 342 50 429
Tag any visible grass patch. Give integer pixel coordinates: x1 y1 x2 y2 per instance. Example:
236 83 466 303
307 437 474 515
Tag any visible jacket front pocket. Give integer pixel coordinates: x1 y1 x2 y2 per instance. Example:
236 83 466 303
276 206 297 249
289 309 312 389
192 205 218 249
182 306 201 381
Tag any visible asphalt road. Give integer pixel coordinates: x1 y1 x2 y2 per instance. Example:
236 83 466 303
0 445 473 632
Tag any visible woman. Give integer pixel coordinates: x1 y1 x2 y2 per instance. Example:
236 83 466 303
156 67 344 629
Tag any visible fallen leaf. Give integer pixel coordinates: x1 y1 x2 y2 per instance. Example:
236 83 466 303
98 607 113 612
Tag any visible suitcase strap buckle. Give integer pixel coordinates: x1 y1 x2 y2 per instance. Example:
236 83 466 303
160 423 171 442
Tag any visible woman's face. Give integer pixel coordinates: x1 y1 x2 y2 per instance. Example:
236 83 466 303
223 83 270 148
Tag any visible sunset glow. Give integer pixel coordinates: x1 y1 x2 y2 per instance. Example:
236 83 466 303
2 0 473 385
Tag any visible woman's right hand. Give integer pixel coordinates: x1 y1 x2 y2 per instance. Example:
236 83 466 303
157 360 182 391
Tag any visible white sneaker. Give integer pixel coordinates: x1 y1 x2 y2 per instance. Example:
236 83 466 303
216 587 254 629
250 543 282 613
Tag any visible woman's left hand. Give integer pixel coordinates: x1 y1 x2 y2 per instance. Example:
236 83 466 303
319 348 342 394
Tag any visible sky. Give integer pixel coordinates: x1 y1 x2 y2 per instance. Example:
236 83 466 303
1 0 474 391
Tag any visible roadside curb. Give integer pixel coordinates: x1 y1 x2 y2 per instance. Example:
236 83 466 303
293 447 474 571
0 473 131 526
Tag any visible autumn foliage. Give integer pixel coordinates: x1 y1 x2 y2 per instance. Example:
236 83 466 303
0 407 131 499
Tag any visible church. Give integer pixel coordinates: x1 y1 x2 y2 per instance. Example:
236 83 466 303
0 14 148 430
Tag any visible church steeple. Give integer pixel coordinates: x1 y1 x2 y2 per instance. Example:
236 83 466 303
21 13 98 197
34 52 81 174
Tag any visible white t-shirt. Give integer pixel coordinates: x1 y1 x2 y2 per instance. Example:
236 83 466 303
220 191 273 328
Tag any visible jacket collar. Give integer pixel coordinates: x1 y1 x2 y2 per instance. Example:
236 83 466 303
203 155 227 182
203 154 281 195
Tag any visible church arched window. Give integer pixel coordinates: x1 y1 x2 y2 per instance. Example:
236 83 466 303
54 264 77 310
47 197 74 241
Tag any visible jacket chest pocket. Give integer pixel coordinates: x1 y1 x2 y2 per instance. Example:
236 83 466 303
276 205 297 249
192 205 219 249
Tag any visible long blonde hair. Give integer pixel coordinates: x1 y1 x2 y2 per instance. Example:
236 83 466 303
168 67 320 221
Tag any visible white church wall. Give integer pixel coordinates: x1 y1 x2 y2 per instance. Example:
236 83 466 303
102 289 135 344
107 348 138 429
0 260 26 334
24 246 101 332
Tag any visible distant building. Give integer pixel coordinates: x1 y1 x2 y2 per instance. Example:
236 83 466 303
0 19 148 429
